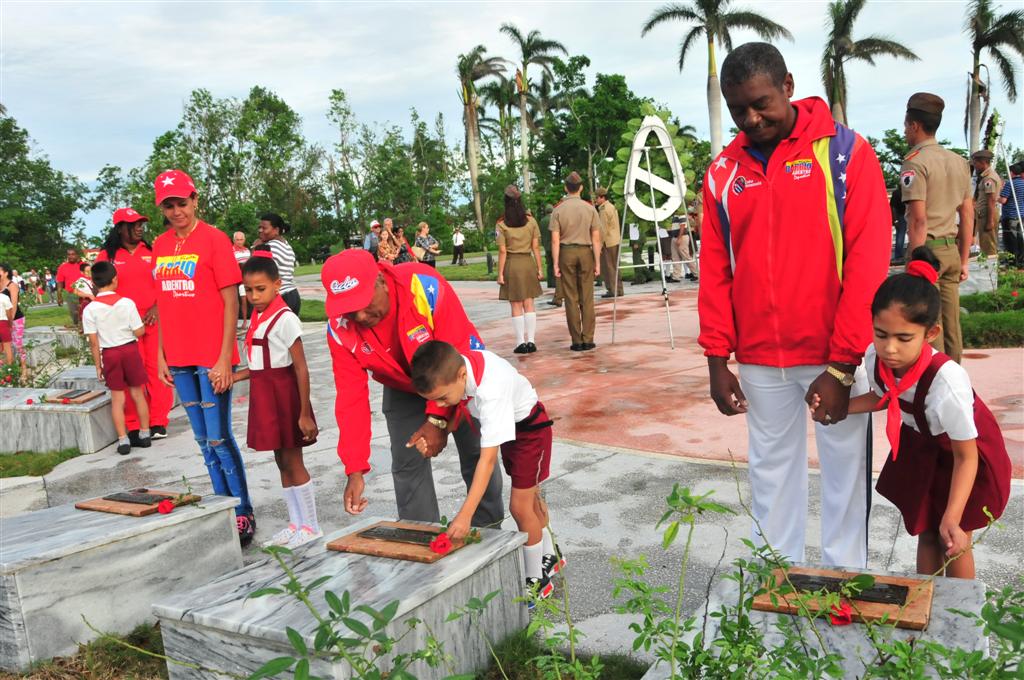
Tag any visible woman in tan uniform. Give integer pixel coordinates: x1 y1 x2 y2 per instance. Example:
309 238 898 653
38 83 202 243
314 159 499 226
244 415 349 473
497 185 543 354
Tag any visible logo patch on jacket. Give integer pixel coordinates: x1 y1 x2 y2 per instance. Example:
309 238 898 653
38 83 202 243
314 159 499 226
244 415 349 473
901 170 916 188
406 325 430 344
785 159 814 180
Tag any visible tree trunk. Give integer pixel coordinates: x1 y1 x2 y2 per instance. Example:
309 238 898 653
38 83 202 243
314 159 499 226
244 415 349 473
707 38 723 157
587 146 595 196
831 100 846 126
519 89 531 193
969 51 982 153
465 101 485 234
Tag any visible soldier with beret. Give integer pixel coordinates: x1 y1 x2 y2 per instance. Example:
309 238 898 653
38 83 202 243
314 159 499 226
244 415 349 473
899 92 974 363
539 204 564 307
594 187 624 298
550 171 602 351
971 149 1002 257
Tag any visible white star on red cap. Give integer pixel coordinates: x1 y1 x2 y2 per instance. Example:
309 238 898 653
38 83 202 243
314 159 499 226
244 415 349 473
161 176 176 187
715 157 728 169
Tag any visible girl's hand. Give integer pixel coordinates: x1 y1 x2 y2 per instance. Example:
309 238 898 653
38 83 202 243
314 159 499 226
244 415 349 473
208 359 232 394
299 414 318 441
537 269 544 280
497 273 505 285
939 515 970 558
447 513 471 541
157 355 173 387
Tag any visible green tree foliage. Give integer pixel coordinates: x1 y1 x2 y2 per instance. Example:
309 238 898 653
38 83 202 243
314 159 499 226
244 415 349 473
963 0 1024 152
0 111 89 268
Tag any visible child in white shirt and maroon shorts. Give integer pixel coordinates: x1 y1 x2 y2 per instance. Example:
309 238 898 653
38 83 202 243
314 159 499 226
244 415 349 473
411 340 565 606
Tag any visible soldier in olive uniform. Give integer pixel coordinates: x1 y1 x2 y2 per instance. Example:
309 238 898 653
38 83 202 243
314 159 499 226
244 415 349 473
899 92 974 363
550 171 602 351
539 204 563 307
594 188 624 298
971 149 1002 257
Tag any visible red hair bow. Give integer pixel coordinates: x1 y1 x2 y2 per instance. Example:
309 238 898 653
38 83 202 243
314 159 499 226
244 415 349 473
251 250 274 259
906 260 938 284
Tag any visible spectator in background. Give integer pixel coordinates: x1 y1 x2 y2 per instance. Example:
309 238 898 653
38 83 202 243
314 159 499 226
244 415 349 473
233 231 251 325
451 226 466 266
56 249 83 329
44 268 55 302
364 220 382 260
12 270 25 293
0 263 27 380
999 162 1024 267
890 185 907 264
258 213 300 315
73 261 96 326
393 224 416 264
414 222 441 268
27 270 41 303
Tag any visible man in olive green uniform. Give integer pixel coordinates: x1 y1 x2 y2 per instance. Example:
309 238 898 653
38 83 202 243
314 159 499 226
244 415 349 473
551 171 602 351
539 204 563 307
595 187 624 298
972 149 1002 257
900 92 974 363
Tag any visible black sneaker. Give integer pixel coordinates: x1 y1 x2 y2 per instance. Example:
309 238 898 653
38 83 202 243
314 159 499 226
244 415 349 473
135 435 152 449
665 276 680 283
237 514 256 547
116 442 131 455
569 343 585 352
514 343 530 354
582 342 596 350
525 574 554 609
128 430 143 447
542 548 566 579
150 425 168 439
525 342 537 353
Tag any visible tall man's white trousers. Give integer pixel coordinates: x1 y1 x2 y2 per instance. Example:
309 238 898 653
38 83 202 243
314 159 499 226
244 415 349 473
738 363 871 569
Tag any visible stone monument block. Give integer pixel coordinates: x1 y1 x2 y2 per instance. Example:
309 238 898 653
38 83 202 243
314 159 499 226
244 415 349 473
0 388 116 454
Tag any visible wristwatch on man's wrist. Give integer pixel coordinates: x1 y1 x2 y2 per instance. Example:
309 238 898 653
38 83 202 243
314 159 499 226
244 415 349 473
426 415 448 430
826 365 856 387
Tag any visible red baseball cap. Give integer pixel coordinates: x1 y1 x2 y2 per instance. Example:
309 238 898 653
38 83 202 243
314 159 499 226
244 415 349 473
112 207 148 225
153 169 197 205
322 249 380 317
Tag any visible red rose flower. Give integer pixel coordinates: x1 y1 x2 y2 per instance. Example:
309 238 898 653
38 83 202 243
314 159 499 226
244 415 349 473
157 499 175 514
429 532 453 555
25 399 33 405
829 600 853 626
1012 291 1019 297
61 398 71 404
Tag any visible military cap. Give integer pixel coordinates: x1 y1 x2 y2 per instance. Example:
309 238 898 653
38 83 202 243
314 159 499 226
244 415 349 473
595 186 609 198
906 92 944 115
971 149 994 161
564 171 583 185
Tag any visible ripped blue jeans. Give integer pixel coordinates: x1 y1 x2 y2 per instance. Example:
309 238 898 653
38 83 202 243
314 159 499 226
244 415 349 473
170 366 253 516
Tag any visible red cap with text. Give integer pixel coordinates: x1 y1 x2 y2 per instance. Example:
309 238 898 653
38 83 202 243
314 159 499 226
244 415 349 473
153 170 197 205
112 207 148 225
322 249 379 317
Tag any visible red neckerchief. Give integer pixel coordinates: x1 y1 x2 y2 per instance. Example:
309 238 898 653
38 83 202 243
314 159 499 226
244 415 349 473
244 295 288 357
876 345 933 459
93 293 123 306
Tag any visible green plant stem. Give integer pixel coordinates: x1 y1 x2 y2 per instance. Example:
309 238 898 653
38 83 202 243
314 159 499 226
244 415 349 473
548 521 578 666
476 620 510 680
668 522 695 680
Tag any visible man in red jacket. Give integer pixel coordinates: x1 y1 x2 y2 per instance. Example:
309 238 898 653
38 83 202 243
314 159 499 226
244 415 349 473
698 43 890 568
323 249 502 525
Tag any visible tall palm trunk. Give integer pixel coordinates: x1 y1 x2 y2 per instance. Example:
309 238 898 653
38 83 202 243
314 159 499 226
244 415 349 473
518 88 531 192
969 51 982 153
465 99 485 233
707 38 723 157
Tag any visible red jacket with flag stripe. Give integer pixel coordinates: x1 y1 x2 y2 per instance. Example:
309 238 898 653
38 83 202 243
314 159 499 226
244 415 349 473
327 261 486 475
698 97 890 367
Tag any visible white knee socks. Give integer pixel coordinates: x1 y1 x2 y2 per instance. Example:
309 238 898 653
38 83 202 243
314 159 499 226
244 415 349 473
292 481 320 532
542 527 555 555
283 487 302 529
524 312 537 343
512 315 525 345
523 541 543 579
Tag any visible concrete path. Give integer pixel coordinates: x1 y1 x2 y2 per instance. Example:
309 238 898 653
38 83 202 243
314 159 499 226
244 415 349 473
6 270 1022 664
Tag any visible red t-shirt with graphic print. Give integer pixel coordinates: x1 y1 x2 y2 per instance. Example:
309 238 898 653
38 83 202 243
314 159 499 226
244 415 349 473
94 244 157 315
152 221 241 367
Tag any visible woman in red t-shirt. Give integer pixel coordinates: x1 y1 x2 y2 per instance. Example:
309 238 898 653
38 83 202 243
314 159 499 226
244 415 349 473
151 170 255 546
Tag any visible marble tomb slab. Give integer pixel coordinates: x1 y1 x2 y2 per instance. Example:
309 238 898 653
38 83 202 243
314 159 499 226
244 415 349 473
0 387 116 454
24 327 83 351
154 516 528 680
47 366 181 408
0 494 242 671
22 339 56 369
642 566 989 679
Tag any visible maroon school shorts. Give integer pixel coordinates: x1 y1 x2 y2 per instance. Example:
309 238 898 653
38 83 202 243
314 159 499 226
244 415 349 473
101 341 147 390
0 320 10 343
500 401 553 490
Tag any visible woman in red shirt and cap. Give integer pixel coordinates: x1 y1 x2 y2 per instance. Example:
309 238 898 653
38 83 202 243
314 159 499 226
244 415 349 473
95 208 174 445
151 170 256 545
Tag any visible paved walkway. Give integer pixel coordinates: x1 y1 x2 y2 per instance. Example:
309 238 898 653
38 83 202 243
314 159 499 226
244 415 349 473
10 272 1023 662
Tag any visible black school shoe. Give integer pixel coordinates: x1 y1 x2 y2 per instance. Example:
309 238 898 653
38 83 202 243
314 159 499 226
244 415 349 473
116 442 131 455
237 514 256 547
514 343 530 354
128 430 152 448
582 342 596 350
150 425 168 439
526 342 537 353
569 343 585 352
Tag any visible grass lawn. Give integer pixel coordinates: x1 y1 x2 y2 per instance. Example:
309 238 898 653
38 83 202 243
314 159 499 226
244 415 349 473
436 261 497 281
0 448 83 478
0 624 167 680
24 305 72 329
294 262 324 277
479 629 648 679
298 298 327 322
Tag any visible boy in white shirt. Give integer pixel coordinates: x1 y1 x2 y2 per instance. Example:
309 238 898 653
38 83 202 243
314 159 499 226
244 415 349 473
410 340 564 603
82 261 151 455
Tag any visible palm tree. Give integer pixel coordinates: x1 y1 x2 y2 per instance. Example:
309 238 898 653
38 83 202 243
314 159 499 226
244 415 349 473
964 0 1024 152
821 0 918 126
499 23 568 193
641 1 792 156
479 75 520 167
457 45 508 234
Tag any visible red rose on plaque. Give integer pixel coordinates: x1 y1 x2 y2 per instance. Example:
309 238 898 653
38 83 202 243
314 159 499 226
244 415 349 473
25 399 33 405
61 398 71 404
429 532 452 555
157 499 175 514
829 600 853 626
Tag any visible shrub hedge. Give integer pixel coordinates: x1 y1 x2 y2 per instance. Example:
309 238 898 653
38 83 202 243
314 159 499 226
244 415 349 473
962 309 1024 348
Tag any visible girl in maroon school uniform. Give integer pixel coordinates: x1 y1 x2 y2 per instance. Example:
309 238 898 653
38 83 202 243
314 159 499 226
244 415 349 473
233 248 321 549
810 247 1011 579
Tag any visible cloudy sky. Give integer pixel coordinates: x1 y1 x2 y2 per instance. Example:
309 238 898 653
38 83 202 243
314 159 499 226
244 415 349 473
2 0 1021 236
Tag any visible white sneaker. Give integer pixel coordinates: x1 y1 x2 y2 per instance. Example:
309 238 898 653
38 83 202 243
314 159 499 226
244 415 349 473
287 525 323 549
262 524 297 548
